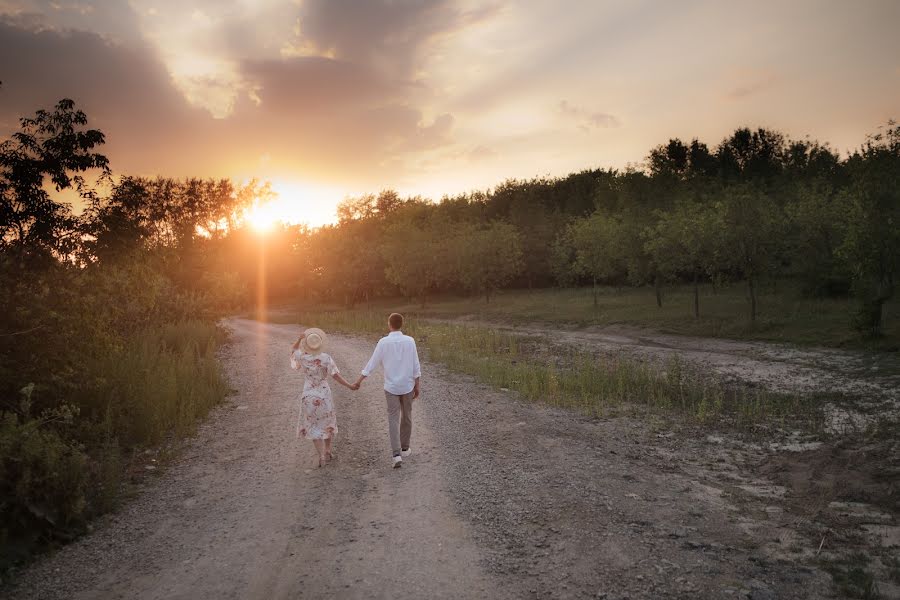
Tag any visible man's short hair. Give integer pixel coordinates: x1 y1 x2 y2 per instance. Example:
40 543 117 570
389 313 403 330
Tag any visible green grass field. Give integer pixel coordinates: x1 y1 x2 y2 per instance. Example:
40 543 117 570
288 283 898 349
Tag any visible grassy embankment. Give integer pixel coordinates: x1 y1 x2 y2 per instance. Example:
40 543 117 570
263 307 825 435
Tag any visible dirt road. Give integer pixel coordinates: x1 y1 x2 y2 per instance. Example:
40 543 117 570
7 319 858 599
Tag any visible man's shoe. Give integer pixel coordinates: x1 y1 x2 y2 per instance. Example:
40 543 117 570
392 455 403 468
401 448 411 457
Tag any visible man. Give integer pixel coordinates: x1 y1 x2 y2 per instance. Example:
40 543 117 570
355 313 421 468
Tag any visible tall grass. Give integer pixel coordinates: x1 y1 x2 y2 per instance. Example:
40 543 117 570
88 320 229 447
1 320 229 571
289 310 822 432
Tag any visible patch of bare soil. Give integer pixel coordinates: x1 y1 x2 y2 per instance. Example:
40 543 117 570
760 436 899 515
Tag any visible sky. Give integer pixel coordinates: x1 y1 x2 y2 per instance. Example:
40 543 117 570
1 0 898 225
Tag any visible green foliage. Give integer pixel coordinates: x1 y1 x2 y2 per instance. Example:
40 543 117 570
0 99 110 258
567 211 627 305
269 121 894 340
715 183 788 321
645 196 721 317
381 214 456 304
454 221 524 302
785 179 850 297
0 405 89 545
838 121 900 337
0 99 231 571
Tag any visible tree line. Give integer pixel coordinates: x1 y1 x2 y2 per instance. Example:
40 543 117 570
299 125 898 338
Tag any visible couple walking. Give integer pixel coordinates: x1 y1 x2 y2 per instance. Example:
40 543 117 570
290 312 420 469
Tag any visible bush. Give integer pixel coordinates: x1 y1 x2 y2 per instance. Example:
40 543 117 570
0 407 89 570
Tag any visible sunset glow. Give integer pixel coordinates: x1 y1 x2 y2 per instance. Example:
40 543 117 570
245 202 279 233
2 0 897 222
241 180 348 232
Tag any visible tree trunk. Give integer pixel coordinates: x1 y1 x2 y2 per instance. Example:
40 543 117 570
748 276 757 323
693 273 700 319
654 275 662 308
592 277 598 308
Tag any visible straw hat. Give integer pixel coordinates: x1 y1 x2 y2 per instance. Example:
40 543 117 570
301 327 327 354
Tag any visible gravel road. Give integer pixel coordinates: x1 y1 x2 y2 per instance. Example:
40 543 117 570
5 318 839 599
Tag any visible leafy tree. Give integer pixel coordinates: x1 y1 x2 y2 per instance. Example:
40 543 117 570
0 98 110 259
455 221 524 302
567 211 627 307
644 199 721 318
838 121 900 337
716 127 786 181
715 183 787 322
381 216 456 305
785 179 850 296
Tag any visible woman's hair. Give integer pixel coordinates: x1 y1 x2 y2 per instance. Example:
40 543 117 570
389 313 403 330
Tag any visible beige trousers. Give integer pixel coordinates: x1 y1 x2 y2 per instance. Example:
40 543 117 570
385 391 414 456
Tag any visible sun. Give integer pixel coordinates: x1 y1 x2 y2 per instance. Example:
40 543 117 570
245 202 279 233
240 179 347 232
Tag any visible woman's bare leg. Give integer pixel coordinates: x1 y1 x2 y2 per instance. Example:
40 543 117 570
324 436 334 460
312 439 325 467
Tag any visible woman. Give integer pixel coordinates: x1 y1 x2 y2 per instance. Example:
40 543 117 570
290 328 357 467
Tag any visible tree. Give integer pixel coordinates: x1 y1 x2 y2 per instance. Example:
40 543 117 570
455 221 524 302
838 121 900 337
715 183 786 322
567 211 627 307
785 178 850 297
381 216 455 305
644 198 721 318
0 98 110 259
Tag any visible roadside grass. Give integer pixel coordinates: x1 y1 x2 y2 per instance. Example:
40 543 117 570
288 283 899 349
0 320 230 573
272 309 824 434
87 320 231 448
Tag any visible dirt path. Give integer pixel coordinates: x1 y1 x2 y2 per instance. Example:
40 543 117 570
7 318 868 599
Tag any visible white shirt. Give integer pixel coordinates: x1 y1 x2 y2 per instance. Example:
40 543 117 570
361 331 422 395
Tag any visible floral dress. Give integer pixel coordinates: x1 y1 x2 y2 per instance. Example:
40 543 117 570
290 350 339 440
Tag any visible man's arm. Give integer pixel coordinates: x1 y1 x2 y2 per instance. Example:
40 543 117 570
412 339 422 399
355 339 384 387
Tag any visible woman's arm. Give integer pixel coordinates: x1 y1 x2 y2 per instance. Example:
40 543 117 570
332 373 358 390
291 332 306 352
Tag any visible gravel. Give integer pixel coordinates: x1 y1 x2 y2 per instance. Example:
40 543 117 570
3 318 838 599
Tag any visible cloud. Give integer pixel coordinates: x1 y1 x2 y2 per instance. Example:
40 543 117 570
292 0 502 78
557 100 621 132
723 68 779 100
0 1 494 189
